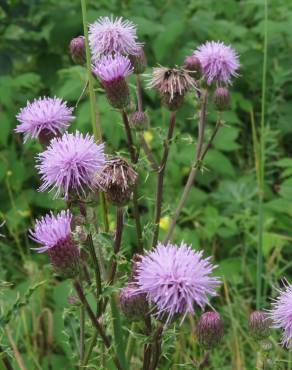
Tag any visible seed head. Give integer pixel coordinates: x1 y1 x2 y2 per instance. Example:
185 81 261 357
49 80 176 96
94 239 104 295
97 157 138 206
148 67 195 110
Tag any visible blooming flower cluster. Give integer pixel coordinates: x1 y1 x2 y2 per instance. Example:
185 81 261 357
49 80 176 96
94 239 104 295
193 41 239 85
89 16 141 61
15 96 74 142
36 131 106 199
134 242 220 322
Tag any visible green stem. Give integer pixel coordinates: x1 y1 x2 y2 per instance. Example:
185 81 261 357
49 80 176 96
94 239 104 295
256 0 268 310
80 0 109 232
79 306 85 365
83 332 97 366
110 295 127 370
87 233 102 315
125 323 138 364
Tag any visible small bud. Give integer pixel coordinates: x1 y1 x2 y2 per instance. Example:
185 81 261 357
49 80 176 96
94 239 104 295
119 282 148 321
197 311 224 349
213 87 230 111
48 237 80 278
129 111 149 131
184 55 201 74
249 310 271 341
97 157 138 207
69 36 86 65
129 47 147 74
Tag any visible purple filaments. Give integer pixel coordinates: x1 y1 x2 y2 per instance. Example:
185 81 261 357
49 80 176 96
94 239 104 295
135 242 220 322
93 54 133 82
30 210 72 253
36 131 106 199
89 16 142 61
15 96 74 142
193 41 239 85
268 281 292 348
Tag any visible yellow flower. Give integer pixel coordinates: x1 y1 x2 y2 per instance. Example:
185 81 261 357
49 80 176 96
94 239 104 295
143 130 153 145
159 216 170 230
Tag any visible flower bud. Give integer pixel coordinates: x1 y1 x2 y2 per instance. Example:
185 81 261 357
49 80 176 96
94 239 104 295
97 157 138 207
103 79 131 109
119 282 148 321
129 111 149 131
184 55 201 74
213 87 230 111
249 310 271 341
48 237 80 278
197 311 224 349
129 47 147 74
130 254 142 281
69 36 86 65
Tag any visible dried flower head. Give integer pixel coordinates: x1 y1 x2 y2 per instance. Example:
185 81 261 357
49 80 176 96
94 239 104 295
268 281 292 348
37 131 106 199
249 310 271 341
93 54 133 109
69 36 86 65
119 282 149 321
89 16 142 61
197 311 224 349
15 97 74 143
148 67 195 110
97 157 137 206
30 210 79 277
135 242 220 322
193 41 239 85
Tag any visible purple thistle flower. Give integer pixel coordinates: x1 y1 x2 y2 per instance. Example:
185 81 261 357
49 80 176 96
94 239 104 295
135 242 220 322
193 41 239 85
15 97 74 142
36 131 106 199
93 54 133 109
89 16 142 61
93 54 133 82
30 210 79 278
30 210 72 253
268 281 292 348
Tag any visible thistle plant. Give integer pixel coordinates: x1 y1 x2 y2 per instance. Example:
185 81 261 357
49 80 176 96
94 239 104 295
11 5 290 370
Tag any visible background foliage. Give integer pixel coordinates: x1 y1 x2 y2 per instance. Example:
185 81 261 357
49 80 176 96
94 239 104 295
1 0 292 369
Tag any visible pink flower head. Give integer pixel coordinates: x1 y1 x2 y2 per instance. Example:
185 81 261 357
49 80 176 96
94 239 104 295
15 97 74 142
93 54 133 82
89 16 142 61
30 210 72 253
193 41 239 85
135 242 220 322
36 131 106 198
268 281 292 348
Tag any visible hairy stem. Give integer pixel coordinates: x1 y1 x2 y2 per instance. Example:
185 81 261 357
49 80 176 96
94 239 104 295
150 324 163 370
163 91 209 243
256 0 268 309
80 0 109 232
138 132 159 172
108 207 124 284
87 233 102 315
152 111 176 248
73 280 124 370
136 74 143 112
121 110 143 253
142 315 152 370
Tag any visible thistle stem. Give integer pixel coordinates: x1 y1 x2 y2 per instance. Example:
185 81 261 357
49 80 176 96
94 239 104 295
163 91 210 243
150 324 164 370
73 280 124 370
80 0 109 232
142 315 152 370
152 111 176 248
79 306 85 364
87 233 102 315
256 0 268 310
136 74 143 112
121 110 143 253
138 132 159 172
108 207 124 284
